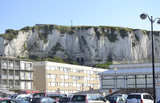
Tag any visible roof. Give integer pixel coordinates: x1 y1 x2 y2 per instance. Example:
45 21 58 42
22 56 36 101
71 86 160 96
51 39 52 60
99 67 160 75
128 93 151 95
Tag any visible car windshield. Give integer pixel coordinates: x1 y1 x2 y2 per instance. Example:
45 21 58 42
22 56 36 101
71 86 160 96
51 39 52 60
108 96 118 101
127 95 141 99
71 95 86 102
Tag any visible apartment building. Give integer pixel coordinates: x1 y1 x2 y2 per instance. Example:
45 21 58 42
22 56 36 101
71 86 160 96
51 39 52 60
33 61 106 94
0 57 33 91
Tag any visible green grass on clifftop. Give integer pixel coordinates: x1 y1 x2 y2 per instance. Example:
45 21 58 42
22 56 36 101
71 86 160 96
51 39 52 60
0 29 18 41
0 24 151 43
95 62 112 69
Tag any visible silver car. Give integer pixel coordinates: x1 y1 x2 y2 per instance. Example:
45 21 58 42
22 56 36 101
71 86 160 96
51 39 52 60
69 94 109 103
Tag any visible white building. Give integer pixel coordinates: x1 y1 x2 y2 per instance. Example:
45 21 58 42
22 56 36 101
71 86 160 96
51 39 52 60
0 57 33 91
33 61 106 94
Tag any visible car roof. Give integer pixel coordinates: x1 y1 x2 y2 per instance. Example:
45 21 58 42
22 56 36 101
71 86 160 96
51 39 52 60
128 93 150 95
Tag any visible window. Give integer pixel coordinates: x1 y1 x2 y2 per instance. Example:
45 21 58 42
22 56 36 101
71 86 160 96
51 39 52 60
143 95 153 100
65 75 68 79
15 81 20 85
60 67 64 71
48 82 52 86
65 83 68 87
60 82 64 86
127 95 141 99
60 75 64 79
51 82 56 86
46 66 50 70
71 95 86 102
20 72 25 79
51 74 56 79
47 74 51 78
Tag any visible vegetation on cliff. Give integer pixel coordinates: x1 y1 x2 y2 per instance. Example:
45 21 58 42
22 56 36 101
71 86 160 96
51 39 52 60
0 24 143 43
95 62 112 69
0 29 18 40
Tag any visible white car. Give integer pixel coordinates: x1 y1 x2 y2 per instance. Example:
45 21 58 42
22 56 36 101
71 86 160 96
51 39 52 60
40 97 56 103
126 93 153 103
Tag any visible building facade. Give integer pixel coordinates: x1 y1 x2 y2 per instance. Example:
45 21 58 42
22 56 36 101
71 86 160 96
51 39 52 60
0 57 33 91
33 61 106 94
99 63 160 92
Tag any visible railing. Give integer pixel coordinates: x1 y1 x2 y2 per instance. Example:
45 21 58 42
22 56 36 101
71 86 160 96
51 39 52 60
1 75 7 79
9 75 14 79
14 76 19 80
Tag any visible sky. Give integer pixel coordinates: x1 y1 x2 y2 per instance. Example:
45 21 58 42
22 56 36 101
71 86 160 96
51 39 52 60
0 0 160 33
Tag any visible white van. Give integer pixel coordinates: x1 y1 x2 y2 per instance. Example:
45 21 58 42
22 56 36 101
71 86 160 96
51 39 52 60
126 93 153 103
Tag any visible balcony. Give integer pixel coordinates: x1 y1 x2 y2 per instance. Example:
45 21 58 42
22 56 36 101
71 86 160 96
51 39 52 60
9 85 21 90
1 66 8 69
47 70 64 75
20 77 25 80
0 84 8 88
25 77 33 81
14 76 19 80
1 75 7 79
77 80 84 84
25 67 33 71
9 76 14 79
14 67 20 70
8 66 14 70
14 85 20 89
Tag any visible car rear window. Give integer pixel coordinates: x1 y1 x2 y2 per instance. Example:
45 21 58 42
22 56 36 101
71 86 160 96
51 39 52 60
71 95 86 102
127 95 141 99
143 95 153 100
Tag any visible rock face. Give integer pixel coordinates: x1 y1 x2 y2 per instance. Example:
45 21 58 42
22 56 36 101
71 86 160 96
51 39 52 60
0 24 160 66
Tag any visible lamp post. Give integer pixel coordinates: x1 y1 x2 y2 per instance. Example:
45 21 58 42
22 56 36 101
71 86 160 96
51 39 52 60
140 13 160 103
114 67 118 90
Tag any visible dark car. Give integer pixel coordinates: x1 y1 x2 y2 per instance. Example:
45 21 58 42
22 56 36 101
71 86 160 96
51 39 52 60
9 94 18 99
14 99 30 103
30 93 46 103
0 99 18 103
59 97 70 103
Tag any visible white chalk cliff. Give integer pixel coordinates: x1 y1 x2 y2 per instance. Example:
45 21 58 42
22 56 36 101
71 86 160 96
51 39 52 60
0 24 160 66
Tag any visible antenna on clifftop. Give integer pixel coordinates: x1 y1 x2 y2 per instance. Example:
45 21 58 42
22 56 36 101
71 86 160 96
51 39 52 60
70 20 73 28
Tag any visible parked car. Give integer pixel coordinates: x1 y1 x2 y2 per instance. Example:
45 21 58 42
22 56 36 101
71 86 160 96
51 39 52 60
15 94 32 102
46 93 64 103
14 99 30 103
126 93 153 103
59 97 70 103
0 99 18 103
9 94 18 99
108 96 126 103
40 97 56 103
69 94 109 103
107 94 127 103
30 93 46 103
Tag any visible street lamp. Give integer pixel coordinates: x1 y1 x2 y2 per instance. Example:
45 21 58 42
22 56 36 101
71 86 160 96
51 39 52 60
114 67 118 90
140 13 160 103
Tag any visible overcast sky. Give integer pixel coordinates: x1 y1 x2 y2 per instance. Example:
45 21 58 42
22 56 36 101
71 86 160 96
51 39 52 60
0 0 160 33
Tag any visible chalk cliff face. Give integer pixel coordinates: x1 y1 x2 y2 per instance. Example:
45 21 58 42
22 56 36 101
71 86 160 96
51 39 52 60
0 24 160 65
